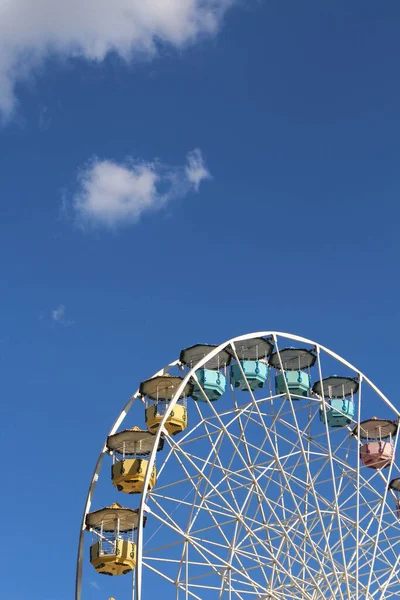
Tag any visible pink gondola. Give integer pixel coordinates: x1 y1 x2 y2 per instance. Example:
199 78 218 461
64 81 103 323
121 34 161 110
360 440 394 469
354 417 397 470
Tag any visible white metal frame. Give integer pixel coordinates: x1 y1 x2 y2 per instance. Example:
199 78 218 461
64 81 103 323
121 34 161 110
75 331 400 600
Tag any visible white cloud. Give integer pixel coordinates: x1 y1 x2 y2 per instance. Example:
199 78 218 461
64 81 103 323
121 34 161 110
51 304 73 325
0 0 234 120
73 148 211 228
185 148 212 191
38 104 51 131
52 304 66 322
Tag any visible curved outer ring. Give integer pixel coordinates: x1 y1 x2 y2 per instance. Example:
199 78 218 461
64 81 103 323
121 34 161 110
75 331 400 600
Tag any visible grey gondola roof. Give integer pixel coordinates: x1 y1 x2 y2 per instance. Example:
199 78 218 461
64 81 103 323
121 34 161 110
269 347 317 371
180 344 232 370
107 427 164 456
353 417 398 439
140 374 193 400
312 376 359 398
228 337 274 361
86 503 146 532
389 477 400 492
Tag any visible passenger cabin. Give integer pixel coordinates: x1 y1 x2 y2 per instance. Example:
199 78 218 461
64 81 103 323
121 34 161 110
141 374 192 436
314 376 357 427
354 418 397 469
389 477 400 518
269 347 316 399
230 337 273 391
107 427 164 494
86 503 145 576
180 344 231 402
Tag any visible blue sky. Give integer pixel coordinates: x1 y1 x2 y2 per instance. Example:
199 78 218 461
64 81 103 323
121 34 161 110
1 1 400 599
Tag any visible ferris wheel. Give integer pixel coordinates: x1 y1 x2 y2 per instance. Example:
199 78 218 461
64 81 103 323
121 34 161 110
75 331 400 600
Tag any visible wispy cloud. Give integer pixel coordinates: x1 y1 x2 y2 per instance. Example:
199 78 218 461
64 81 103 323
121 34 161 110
89 580 100 590
51 304 73 325
185 148 212 191
59 188 69 220
38 104 51 131
0 0 235 120
72 148 211 229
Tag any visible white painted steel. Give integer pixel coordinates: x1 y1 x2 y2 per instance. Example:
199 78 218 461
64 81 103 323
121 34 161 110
75 360 179 600
75 332 400 600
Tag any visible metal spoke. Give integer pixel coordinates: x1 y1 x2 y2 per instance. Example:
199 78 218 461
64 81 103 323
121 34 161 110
75 332 400 600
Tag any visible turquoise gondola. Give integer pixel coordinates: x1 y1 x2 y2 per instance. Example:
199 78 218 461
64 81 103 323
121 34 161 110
192 368 226 402
229 337 273 392
269 347 316 400
313 376 358 427
275 370 310 397
180 344 231 403
230 360 268 391
320 398 355 427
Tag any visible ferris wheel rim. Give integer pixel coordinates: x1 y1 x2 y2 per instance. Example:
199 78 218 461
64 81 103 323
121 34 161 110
75 331 400 600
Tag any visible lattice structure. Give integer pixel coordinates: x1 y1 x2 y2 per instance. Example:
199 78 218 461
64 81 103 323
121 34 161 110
76 332 400 600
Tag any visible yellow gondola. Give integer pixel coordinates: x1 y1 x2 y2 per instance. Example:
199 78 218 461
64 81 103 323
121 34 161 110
141 374 192 436
86 503 146 576
107 426 164 494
